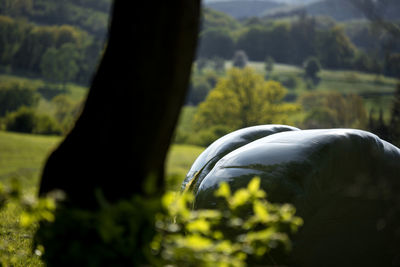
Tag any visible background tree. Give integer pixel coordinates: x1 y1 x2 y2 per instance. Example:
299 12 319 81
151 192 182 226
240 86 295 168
5 106 61 135
289 14 317 65
197 28 234 59
40 43 80 87
232 50 248 69
0 81 39 116
236 26 268 61
303 56 321 82
349 0 400 144
300 91 368 129
317 26 357 69
186 71 218 105
0 15 30 67
264 56 274 78
186 80 211 106
384 53 400 78
51 94 83 133
194 67 298 131
201 7 240 32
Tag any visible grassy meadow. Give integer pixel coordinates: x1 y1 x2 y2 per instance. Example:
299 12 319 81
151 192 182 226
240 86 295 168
0 131 60 193
0 131 60 266
0 131 204 193
0 130 204 265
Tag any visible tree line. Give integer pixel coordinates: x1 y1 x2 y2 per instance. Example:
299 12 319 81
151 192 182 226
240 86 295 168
2 3 400 87
0 80 83 135
197 12 400 77
0 0 111 38
0 15 103 85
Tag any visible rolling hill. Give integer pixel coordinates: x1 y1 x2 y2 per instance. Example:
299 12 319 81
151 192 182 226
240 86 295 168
264 0 400 21
205 0 400 21
205 0 283 19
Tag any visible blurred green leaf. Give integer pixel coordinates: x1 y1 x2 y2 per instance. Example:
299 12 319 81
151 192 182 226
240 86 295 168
214 182 231 199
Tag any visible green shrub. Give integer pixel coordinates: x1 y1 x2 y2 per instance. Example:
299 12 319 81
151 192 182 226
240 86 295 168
270 74 299 90
34 114 63 135
232 50 248 69
299 92 368 129
302 107 339 129
36 178 302 266
303 57 321 87
52 94 82 134
0 82 39 116
154 177 303 266
36 194 160 267
5 107 62 135
37 85 67 100
188 125 232 147
5 107 36 133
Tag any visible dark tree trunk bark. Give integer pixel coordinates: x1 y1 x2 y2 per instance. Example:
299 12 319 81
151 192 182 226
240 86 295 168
39 1 201 207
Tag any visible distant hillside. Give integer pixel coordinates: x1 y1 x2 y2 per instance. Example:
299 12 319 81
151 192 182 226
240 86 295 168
204 0 318 4
206 0 283 19
0 0 112 38
303 0 365 21
202 7 240 31
264 0 400 21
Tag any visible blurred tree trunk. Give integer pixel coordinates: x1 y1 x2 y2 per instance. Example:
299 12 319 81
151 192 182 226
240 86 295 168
39 1 201 206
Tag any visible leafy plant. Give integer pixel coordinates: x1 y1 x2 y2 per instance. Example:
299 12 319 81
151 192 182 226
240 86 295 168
5 106 62 135
0 81 39 116
153 177 303 266
34 177 302 266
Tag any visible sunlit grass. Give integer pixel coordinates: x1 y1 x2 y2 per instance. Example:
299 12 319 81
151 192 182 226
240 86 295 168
66 83 88 102
0 131 58 266
166 144 204 190
0 130 204 192
0 202 44 266
0 130 204 265
0 131 61 192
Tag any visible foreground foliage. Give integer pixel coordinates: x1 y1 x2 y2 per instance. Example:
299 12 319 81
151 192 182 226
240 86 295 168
34 177 302 266
154 177 303 266
0 181 56 266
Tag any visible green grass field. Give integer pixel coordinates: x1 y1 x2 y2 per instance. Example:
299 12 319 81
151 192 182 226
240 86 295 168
0 131 61 193
0 131 61 266
0 130 204 265
0 131 204 193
